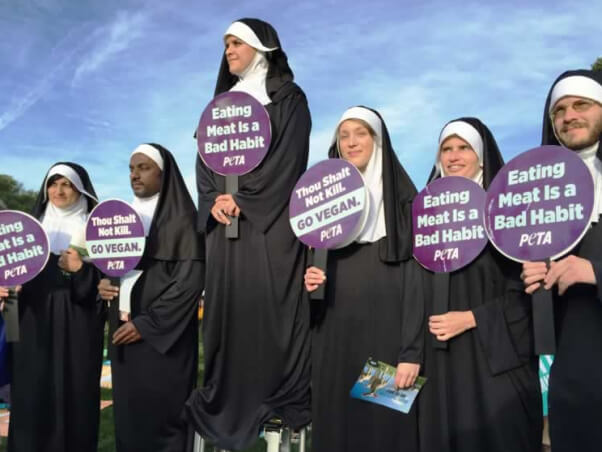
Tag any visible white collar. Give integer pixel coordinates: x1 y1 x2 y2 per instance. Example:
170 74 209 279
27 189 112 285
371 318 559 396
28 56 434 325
41 195 89 254
131 192 160 236
576 141 602 223
229 51 271 105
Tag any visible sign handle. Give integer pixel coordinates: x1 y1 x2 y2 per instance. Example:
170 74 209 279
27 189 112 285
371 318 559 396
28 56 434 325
108 277 125 361
532 259 556 355
432 272 450 350
2 288 20 342
310 248 328 301
225 175 239 239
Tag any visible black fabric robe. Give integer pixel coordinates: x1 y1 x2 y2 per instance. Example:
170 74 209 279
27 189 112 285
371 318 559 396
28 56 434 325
185 18 312 451
419 118 542 452
540 70 602 452
8 163 104 452
110 145 205 452
311 107 423 452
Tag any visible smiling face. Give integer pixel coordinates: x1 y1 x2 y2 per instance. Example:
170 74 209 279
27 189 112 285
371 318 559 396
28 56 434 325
338 119 375 172
224 35 257 75
552 95 602 150
47 175 81 209
129 153 162 198
439 135 480 179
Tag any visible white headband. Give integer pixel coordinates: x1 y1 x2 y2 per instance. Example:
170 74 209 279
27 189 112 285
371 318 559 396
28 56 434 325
334 107 383 144
549 75 602 113
43 164 97 203
438 121 483 164
131 144 164 171
224 22 278 52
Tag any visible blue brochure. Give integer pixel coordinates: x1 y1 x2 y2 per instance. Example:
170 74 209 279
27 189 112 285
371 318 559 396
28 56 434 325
350 357 426 414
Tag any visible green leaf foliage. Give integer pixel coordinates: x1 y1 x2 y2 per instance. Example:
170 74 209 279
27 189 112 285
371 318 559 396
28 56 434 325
0 174 38 213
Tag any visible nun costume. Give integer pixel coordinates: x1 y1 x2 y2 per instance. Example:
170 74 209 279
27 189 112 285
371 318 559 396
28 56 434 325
8 163 104 452
310 106 424 452
419 118 542 452
109 144 204 452
186 19 312 450
539 70 602 451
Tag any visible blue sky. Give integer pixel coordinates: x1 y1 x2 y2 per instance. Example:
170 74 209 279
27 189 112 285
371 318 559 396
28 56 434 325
1 0 600 202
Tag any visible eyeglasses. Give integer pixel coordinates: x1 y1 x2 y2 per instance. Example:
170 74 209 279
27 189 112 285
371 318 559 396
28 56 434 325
551 99 597 121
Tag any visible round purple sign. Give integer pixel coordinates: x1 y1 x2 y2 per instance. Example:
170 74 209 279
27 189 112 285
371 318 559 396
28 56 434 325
86 200 146 277
196 91 272 175
485 145 594 262
0 210 50 286
413 177 487 272
289 159 368 249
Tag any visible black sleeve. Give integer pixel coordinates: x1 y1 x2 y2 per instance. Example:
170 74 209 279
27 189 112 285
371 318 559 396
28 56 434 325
472 279 528 375
591 258 602 303
397 258 426 365
233 91 311 233
69 261 102 307
132 260 204 354
195 153 221 233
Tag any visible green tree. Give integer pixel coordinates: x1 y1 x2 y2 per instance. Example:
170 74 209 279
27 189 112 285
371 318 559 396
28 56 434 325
592 57 602 72
0 174 38 213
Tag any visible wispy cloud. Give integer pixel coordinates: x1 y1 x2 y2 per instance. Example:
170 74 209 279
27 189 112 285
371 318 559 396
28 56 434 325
3 0 602 201
72 10 148 86
0 25 92 132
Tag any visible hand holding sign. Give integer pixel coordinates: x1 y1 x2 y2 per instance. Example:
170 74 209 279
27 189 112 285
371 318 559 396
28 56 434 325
98 278 119 301
521 261 549 294
58 248 83 273
212 194 240 225
304 266 326 292
544 255 596 295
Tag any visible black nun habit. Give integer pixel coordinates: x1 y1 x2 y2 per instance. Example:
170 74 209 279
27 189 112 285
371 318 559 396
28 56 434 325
8 162 104 452
110 144 205 452
186 18 312 450
419 118 542 452
540 70 602 452
310 106 424 452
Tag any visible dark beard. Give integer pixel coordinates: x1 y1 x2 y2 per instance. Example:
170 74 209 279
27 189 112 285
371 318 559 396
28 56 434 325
559 116 602 150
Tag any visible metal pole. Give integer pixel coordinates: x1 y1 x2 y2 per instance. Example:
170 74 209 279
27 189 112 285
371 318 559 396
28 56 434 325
192 433 204 452
280 428 291 452
299 428 307 452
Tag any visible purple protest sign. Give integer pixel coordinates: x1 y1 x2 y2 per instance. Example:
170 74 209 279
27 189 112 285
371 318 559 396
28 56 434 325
484 145 594 262
86 200 146 277
0 211 50 286
289 159 368 249
196 91 271 176
413 177 487 272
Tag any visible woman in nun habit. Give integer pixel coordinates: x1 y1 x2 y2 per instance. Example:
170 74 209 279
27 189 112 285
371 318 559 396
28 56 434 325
418 118 542 452
186 18 312 450
304 106 425 452
98 144 204 452
3 163 104 452
522 70 602 451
